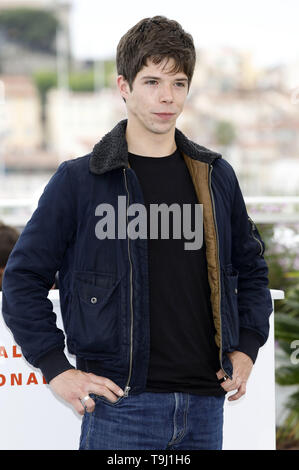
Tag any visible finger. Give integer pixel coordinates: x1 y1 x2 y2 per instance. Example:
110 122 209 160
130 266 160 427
220 380 236 391
89 374 124 397
216 369 230 382
92 384 122 403
218 375 229 384
228 383 246 401
79 396 96 413
72 398 86 416
223 372 243 389
216 372 229 382
219 376 241 391
217 372 232 388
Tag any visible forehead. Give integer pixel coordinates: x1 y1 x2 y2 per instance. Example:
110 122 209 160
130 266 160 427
138 57 187 78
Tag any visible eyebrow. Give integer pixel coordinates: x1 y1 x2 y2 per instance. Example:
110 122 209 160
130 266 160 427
141 75 188 82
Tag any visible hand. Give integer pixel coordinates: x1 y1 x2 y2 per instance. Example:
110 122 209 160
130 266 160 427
216 351 253 401
49 369 124 415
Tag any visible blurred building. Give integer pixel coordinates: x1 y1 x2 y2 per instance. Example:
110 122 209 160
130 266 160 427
0 0 71 76
46 87 126 161
0 75 42 149
179 84 299 195
0 75 59 169
192 46 261 91
0 4 298 195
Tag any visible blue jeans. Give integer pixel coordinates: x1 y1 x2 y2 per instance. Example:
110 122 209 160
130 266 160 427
79 391 225 450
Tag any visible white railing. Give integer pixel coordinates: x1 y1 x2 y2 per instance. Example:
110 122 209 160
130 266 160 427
1 197 299 227
245 197 299 224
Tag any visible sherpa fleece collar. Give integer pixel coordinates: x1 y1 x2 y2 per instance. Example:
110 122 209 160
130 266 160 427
89 118 222 175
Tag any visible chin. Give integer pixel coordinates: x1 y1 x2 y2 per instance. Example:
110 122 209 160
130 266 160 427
148 124 172 135
147 118 175 133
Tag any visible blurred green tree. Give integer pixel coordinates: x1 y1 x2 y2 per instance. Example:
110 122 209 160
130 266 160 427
275 288 299 449
258 223 298 293
214 120 236 147
0 7 59 53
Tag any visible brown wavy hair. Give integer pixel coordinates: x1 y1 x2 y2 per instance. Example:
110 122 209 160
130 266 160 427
116 16 196 95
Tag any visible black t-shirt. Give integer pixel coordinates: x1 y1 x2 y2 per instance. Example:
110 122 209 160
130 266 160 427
128 148 226 396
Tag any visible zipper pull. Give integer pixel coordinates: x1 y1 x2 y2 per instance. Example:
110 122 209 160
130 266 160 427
123 386 131 397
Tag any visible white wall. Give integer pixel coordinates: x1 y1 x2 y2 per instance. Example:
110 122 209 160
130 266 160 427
0 289 283 450
223 289 284 450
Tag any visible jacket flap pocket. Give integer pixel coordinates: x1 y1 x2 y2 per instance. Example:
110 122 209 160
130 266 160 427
74 271 120 307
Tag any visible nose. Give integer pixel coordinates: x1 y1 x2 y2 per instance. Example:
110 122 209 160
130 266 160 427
159 83 174 103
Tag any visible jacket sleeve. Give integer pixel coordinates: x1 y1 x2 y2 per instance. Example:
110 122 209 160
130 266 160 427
230 171 273 364
1 161 76 383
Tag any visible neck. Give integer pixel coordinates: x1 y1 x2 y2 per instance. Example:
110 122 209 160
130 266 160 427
125 117 177 157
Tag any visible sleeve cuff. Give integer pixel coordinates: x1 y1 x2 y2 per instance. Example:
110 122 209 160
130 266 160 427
234 327 264 364
36 348 75 384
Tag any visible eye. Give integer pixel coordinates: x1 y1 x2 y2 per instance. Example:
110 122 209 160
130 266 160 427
145 80 158 85
144 80 186 88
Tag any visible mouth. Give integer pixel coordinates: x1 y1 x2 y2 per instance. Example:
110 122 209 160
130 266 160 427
154 113 175 120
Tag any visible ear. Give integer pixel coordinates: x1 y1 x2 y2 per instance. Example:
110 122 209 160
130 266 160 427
116 75 131 103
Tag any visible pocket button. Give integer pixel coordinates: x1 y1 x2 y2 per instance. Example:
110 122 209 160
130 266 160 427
90 296 98 304
234 288 238 294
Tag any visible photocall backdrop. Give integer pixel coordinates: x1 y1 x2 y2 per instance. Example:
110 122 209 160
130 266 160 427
0 289 283 450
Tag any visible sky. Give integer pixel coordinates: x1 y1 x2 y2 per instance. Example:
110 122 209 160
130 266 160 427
69 0 299 67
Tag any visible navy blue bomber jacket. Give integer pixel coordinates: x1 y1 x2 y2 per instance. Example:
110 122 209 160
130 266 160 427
2 119 273 397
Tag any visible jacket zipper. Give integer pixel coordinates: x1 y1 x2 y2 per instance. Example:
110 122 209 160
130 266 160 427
208 164 231 379
248 216 264 256
122 168 133 397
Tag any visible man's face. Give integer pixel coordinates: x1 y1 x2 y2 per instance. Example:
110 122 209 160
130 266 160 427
117 57 189 134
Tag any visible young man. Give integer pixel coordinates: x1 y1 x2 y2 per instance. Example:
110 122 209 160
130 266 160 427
2 16 273 450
